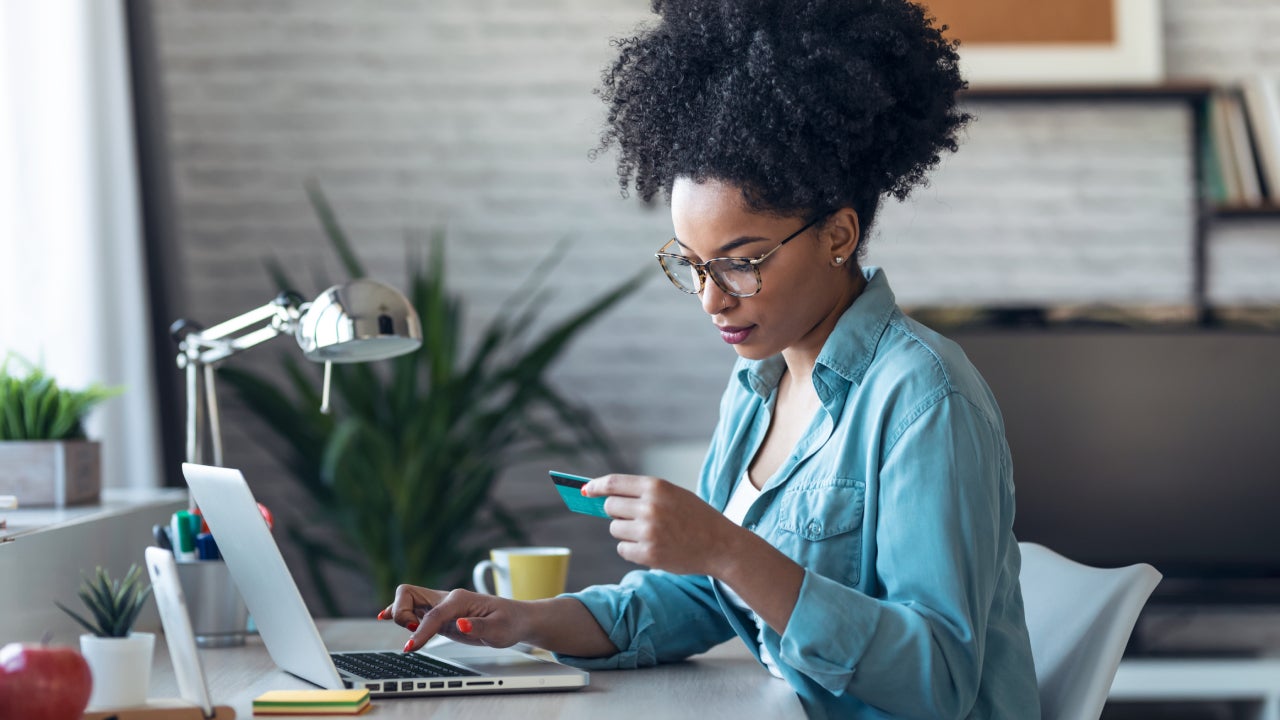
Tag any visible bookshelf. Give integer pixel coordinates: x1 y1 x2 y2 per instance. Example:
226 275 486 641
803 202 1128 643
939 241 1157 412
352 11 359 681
960 83 1280 324
1216 203 1280 218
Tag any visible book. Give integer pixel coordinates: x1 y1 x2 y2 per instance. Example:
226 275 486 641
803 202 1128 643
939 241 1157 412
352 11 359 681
1206 91 1241 204
252 688 371 716
1241 74 1280 203
1222 90 1265 205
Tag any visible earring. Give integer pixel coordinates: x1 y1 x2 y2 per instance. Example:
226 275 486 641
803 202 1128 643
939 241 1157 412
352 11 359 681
833 256 845 266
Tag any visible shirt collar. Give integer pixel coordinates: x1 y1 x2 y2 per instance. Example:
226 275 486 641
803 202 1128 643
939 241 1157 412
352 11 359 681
736 266 897 399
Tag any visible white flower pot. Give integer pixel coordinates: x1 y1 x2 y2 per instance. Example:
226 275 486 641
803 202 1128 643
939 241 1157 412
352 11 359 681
80 632 155 709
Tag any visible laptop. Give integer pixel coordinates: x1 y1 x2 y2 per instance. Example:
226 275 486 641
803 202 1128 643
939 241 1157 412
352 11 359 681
181 462 589 698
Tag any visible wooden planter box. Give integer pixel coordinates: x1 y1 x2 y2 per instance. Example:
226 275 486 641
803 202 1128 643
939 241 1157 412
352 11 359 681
0 440 101 507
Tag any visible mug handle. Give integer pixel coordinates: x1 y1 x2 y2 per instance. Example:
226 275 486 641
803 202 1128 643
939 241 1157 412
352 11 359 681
472 559 495 595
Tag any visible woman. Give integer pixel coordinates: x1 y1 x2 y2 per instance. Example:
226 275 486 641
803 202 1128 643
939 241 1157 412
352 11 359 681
381 0 1041 717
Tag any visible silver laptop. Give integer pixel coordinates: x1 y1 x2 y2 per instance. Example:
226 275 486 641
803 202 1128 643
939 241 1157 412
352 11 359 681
181 462 589 697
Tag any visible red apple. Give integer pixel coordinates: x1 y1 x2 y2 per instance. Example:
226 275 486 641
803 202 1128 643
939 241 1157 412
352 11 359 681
0 641 92 720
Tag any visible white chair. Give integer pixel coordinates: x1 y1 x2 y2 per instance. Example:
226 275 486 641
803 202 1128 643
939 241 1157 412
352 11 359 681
1018 541 1162 720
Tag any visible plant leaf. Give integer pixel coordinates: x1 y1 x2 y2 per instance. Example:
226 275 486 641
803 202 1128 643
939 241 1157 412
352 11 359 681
55 601 103 637
305 179 365 279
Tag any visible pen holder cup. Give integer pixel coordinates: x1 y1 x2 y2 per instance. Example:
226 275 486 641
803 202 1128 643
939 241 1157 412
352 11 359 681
176 560 250 648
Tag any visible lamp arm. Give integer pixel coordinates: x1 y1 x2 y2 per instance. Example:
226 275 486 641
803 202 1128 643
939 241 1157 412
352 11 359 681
188 299 303 366
199 302 284 342
174 294 304 471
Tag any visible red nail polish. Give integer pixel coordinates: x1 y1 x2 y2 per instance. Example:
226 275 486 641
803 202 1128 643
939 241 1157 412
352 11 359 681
457 618 473 634
403 639 414 653
580 486 588 496
377 609 388 620
407 622 419 631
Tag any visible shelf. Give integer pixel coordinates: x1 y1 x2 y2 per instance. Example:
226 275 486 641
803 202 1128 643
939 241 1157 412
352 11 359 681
1214 203 1280 218
952 80 1280 326
0 488 187 642
960 82 1214 103
1111 657 1280 718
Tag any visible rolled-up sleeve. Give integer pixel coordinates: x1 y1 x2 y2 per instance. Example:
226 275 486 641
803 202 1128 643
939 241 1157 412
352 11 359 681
555 569 736 669
775 392 1005 719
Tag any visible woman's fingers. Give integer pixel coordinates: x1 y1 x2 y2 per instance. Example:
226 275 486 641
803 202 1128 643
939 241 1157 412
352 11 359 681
582 473 651 499
602 495 642 521
389 584 445 629
406 589 489 651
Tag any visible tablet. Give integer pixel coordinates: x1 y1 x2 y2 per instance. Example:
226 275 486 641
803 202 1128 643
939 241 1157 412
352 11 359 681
145 546 215 716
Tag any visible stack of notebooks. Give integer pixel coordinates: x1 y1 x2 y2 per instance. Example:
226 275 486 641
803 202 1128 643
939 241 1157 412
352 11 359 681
252 689 371 716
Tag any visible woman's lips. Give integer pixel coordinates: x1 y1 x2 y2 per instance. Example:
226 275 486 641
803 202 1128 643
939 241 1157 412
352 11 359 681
717 325 754 344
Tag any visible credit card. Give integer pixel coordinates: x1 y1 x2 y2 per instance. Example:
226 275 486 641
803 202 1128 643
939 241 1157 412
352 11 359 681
550 471 610 519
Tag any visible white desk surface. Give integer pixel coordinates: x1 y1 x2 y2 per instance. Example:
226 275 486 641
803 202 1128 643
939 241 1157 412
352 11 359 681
150 619 806 719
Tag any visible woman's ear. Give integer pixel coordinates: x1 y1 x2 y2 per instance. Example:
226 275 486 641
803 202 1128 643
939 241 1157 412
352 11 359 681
823 208 860 266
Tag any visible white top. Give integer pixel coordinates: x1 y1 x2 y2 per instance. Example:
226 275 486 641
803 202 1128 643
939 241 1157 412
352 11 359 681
719 473 784 679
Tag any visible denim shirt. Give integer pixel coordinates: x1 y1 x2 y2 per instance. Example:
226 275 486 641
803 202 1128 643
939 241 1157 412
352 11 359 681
558 268 1041 719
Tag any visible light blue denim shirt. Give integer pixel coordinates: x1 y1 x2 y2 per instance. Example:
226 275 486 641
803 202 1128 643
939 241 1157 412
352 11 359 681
559 268 1041 719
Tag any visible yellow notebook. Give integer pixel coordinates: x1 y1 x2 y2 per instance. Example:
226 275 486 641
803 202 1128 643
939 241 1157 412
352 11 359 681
252 689 371 716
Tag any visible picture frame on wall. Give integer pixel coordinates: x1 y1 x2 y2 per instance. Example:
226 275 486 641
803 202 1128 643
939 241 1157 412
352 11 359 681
918 0 1164 87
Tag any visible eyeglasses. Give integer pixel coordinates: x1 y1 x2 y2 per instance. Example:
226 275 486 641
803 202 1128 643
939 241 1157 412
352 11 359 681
655 213 829 298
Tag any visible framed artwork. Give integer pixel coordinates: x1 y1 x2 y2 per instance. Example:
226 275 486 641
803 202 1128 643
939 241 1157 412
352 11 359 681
918 0 1164 87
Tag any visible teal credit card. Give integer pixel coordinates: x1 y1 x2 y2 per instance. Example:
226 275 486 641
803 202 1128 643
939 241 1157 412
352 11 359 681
550 471 610 519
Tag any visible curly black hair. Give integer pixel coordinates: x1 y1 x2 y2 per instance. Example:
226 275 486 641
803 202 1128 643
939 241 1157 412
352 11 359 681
596 0 969 248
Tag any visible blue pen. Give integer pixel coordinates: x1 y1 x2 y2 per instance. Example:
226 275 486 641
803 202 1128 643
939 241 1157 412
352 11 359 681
195 532 221 560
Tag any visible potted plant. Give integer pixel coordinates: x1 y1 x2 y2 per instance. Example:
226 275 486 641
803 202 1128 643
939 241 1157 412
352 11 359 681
56 565 154 709
217 182 646 614
0 357 121 507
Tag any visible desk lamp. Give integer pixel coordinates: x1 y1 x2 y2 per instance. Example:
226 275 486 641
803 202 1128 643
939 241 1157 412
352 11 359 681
171 278 422 467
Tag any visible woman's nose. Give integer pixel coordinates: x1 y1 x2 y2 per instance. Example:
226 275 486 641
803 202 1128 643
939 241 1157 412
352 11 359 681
699 277 734 316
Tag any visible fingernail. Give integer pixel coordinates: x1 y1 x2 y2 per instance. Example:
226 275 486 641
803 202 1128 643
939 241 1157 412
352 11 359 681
457 618 473 634
580 486 589 496
403 639 415 653
407 622 419 631
377 609 388 620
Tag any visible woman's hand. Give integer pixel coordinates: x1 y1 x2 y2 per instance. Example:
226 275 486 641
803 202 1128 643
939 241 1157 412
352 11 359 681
377 586 619 658
377 585 527 653
584 474 743 576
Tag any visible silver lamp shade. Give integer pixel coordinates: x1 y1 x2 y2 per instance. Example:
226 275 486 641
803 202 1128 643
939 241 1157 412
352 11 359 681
296 278 423 362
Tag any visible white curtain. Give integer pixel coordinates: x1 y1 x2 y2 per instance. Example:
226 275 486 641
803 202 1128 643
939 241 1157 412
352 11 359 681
0 0 161 491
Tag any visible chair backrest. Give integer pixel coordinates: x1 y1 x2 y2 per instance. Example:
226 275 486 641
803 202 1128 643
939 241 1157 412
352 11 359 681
1018 542 1162 720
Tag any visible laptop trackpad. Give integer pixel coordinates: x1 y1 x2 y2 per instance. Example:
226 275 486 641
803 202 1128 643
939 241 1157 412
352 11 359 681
426 641 580 678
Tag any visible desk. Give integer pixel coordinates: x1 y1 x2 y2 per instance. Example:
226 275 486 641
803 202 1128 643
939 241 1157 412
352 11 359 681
1110 657 1280 720
148 619 805 719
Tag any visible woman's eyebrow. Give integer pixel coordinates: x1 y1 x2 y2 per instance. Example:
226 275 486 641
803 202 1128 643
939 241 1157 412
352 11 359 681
673 235 772 255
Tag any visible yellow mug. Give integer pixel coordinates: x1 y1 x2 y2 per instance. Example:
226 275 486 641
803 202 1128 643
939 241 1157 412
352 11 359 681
472 547 571 600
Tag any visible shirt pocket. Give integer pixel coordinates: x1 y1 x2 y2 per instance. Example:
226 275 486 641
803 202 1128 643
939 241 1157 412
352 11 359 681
772 477 866 586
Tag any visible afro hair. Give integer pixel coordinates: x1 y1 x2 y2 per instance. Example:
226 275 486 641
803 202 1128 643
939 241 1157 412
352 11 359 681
596 0 970 245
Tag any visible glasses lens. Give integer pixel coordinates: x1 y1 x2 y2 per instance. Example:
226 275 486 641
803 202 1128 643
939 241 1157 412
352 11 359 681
658 254 701 293
708 259 759 297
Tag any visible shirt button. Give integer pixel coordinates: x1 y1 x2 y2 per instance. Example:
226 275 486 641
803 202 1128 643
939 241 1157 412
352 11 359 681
746 523 757 531
807 521 821 536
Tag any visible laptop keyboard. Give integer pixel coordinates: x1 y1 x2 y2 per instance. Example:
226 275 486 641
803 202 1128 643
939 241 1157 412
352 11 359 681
332 651 479 680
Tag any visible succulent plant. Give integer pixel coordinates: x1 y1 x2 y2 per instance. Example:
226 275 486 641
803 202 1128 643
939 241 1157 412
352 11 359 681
55 565 153 638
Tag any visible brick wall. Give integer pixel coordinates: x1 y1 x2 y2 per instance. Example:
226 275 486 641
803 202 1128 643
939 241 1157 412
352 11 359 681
147 0 1280 612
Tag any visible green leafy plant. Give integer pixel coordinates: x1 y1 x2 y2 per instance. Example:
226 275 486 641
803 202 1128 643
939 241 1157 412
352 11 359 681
0 357 122 441
217 182 646 615
55 565 153 638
